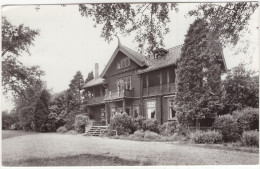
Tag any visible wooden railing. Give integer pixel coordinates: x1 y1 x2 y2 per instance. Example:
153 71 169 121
87 95 105 105
105 89 134 100
143 83 176 96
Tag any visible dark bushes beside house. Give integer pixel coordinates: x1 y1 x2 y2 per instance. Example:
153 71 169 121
108 114 161 135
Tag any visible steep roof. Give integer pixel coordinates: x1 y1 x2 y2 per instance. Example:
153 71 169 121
137 45 182 74
100 44 148 78
82 77 104 88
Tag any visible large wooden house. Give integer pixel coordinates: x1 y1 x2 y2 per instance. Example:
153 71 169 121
83 42 227 127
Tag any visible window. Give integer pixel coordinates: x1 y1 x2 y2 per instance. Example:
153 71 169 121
147 100 156 119
168 98 176 119
169 68 176 83
161 69 167 85
117 58 130 69
133 105 139 118
148 71 160 87
117 76 132 90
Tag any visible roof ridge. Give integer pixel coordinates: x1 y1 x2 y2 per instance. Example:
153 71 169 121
167 44 183 51
120 44 147 58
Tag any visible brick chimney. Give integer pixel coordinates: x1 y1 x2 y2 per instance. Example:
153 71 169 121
94 63 99 79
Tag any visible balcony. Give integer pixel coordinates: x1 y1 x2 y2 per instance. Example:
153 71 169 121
105 89 134 101
143 83 176 97
87 95 105 105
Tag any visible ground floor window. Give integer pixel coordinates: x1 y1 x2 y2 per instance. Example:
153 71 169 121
146 100 156 118
168 98 176 119
133 105 139 118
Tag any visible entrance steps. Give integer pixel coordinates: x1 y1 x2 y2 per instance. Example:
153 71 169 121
85 126 108 136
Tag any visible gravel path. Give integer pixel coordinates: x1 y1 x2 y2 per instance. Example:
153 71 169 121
2 133 259 165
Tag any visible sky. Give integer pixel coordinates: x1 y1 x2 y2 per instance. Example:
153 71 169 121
1 3 259 111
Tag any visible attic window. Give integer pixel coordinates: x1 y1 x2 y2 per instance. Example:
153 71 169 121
117 58 130 69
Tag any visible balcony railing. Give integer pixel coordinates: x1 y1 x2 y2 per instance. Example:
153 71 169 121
87 95 105 105
105 89 134 100
143 83 176 97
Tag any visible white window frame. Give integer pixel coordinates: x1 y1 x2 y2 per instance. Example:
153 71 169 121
146 100 156 119
168 98 177 119
117 58 130 69
117 76 132 90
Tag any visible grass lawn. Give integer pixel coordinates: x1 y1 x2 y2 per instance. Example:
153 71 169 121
2 130 36 139
2 154 148 166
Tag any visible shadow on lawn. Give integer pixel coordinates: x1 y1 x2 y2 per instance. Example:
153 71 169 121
2 154 152 166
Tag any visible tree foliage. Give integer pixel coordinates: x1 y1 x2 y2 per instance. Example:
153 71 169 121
223 64 259 112
79 3 178 55
189 2 259 46
2 17 44 97
175 19 224 125
78 2 258 54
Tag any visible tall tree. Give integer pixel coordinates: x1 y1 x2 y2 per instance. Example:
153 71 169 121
223 63 259 112
2 17 44 97
175 19 224 127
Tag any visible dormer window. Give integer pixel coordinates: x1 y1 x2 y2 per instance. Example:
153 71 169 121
117 58 130 69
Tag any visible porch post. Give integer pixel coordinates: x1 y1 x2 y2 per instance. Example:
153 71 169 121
123 99 126 113
160 71 162 94
167 69 170 92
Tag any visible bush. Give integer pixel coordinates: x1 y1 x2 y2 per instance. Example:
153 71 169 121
133 129 145 139
241 130 259 147
109 113 135 135
56 126 67 133
213 114 240 142
144 131 161 140
66 130 78 135
132 116 146 130
142 118 160 133
191 130 223 144
74 114 90 133
233 108 259 131
159 121 178 136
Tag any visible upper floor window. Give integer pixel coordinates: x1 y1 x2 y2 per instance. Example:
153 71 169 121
117 58 130 69
117 76 132 90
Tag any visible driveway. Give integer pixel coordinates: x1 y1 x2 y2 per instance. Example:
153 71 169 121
2 133 259 165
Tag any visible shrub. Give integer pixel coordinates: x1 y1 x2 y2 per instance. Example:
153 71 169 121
241 130 259 147
233 108 259 131
144 131 161 140
56 126 67 133
40 124 47 133
191 130 223 144
109 113 135 135
74 114 90 133
213 114 240 142
66 130 78 135
159 121 178 136
133 130 145 139
132 116 146 130
142 118 160 133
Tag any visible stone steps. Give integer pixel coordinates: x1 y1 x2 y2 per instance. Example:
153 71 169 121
85 126 108 136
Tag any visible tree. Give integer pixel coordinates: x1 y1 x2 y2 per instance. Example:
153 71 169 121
85 71 94 83
223 63 259 112
2 17 44 97
62 71 85 130
188 2 259 47
69 71 84 107
14 80 51 131
78 2 258 54
2 110 19 129
175 19 224 127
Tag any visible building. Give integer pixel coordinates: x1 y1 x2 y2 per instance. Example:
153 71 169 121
82 42 227 127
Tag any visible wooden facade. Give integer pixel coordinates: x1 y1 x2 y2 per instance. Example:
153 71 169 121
83 44 225 126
